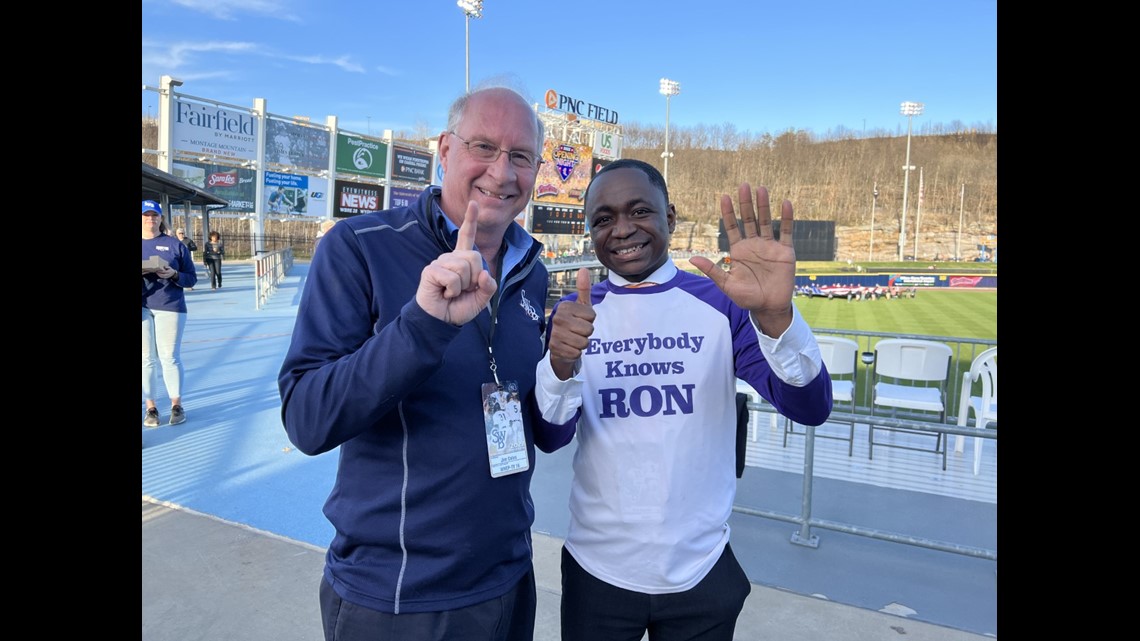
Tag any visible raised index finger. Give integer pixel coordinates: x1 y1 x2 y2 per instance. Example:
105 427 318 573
720 195 742 245
455 201 479 251
575 267 593 309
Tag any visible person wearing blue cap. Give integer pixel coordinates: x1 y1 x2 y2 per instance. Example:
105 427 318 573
142 199 198 427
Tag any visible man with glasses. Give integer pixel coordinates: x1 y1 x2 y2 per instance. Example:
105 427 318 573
447 131 542 169
279 84 565 641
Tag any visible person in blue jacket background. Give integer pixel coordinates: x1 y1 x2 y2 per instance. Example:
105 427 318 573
142 199 197 427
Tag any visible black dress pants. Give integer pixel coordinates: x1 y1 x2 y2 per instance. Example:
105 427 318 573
561 543 751 641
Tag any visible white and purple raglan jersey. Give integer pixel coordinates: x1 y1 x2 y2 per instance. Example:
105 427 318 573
537 259 832 594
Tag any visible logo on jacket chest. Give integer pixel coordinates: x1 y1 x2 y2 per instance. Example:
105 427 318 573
519 289 540 322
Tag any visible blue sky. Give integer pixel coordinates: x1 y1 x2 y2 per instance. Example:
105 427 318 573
142 0 996 140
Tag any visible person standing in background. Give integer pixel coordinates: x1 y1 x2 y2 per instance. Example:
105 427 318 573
203 231 224 290
175 228 197 291
143 200 197 427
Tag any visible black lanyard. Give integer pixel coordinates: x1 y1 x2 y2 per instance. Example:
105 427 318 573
483 242 508 386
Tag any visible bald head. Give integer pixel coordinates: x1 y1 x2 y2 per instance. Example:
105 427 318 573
447 87 544 153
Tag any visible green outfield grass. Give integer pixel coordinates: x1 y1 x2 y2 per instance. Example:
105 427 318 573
674 261 996 341
794 289 997 340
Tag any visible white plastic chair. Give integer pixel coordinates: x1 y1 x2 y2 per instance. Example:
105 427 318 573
785 336 859 456
954 347 997 476
868 338 953 469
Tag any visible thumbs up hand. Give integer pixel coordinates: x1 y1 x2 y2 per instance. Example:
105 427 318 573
548 267 596 381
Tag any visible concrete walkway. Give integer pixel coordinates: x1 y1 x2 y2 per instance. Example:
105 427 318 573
143 498 992 641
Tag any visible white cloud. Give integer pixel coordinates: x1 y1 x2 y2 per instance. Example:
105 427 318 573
143 40 372 82
141 40 261 86
142 40 259 71
168 0 301 22
285 54 366 74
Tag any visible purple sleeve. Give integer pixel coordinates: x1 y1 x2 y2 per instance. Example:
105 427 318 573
531 407 578 453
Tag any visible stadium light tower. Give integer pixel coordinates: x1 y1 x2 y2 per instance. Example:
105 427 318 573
659 78 681 184
897 101 924 260
457 1 484 92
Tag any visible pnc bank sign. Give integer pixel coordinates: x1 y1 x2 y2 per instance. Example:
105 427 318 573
545 89 619 124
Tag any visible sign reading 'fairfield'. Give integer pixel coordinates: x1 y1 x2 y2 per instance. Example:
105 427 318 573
172 99 259 162
544 89 618 124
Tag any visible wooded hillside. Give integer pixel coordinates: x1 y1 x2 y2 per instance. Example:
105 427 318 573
619 128 996 260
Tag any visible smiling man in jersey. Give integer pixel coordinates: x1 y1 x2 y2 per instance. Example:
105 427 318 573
535 158 833 641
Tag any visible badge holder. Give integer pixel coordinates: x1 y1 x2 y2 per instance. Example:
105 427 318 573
482 380 529 478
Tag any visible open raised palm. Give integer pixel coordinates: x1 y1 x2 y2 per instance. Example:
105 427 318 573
690 183 796 321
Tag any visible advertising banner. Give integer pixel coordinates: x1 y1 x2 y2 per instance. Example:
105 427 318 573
889 274 940 288
171 99 258 162
265 118 331 172
171 160 256 212
531 205 585 235
591 157 612 179
308 177 329 217
335 180 384 217
533 140 593 206
593 131 621 160
392 146 433 183
264 171 313 216
389 186 423 210
336 133 387 178
948 276 984 288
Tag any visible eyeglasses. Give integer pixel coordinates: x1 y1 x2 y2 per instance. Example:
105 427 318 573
448 132 542 170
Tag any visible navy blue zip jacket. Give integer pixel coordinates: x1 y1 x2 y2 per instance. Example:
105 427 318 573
279 186 566 614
